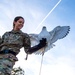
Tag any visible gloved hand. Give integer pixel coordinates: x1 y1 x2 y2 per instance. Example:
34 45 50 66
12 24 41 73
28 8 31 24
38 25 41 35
39 38 47 47
25 38 47 54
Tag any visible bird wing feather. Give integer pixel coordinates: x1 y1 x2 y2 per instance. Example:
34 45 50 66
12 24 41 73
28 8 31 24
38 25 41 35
49 26 70 44
29 26 70 55
29 34 39 47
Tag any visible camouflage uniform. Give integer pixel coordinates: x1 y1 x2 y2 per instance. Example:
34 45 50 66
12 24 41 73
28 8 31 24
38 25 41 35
0 30 31 75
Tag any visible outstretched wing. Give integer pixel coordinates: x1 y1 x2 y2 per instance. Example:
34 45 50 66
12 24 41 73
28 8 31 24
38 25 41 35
29 34 39 47
29 26 70 55
29 34 45 55
49 26 70 44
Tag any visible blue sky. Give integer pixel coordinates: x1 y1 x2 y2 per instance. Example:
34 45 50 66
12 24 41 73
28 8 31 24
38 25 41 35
0 0 75 75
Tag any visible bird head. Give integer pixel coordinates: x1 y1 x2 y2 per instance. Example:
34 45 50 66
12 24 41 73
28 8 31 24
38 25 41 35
42 26 46 30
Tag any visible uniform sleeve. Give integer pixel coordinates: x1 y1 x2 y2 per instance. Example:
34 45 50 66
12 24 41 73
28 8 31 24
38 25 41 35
0 33 6 50
23 33 31 53
0 32 10 49
0 32 6 44
0 36 2 44
0 32 8 44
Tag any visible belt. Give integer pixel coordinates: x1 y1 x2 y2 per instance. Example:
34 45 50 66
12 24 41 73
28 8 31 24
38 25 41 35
0 50 17 56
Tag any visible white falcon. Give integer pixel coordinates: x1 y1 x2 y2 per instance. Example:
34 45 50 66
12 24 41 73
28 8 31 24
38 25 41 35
29 26 70 55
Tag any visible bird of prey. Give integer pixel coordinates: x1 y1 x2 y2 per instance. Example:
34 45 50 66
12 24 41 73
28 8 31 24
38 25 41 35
29 26 70 55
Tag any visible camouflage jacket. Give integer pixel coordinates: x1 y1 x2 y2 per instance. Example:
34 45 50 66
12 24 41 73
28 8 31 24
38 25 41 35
0 30 31 54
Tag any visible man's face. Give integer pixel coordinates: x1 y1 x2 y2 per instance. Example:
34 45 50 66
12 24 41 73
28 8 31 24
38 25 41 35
14 18 24 30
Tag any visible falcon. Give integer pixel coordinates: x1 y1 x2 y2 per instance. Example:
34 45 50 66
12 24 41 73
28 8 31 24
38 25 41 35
29 26 70 55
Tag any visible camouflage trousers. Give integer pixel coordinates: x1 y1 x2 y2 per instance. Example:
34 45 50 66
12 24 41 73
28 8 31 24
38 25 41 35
0 54 18 75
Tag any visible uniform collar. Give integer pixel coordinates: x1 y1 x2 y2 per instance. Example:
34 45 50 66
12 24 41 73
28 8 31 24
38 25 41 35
11 29 23 34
